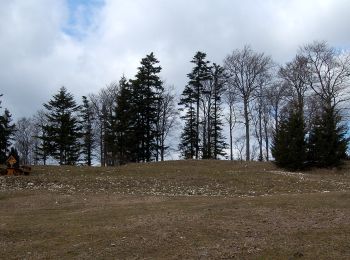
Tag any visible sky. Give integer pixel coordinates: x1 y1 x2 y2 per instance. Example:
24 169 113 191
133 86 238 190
1 0 350 120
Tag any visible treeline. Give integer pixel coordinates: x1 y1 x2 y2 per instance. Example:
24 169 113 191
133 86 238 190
0 53 177 166
1 41 349 169
271 42 350 169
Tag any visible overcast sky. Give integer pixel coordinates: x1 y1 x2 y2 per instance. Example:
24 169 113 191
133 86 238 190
1 0 350 120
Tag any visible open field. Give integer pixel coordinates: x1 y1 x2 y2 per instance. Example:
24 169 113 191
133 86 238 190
1 160 350 259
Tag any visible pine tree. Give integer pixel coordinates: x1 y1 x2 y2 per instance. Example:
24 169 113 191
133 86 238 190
189 52 211 159
271 105 306 170
0 108 15 164
131 52 163 162
180 51 211 159
178 84 197 159
115 76 137 164
42 87 82 165
81 96 95 166
210 63 227 159
308 106 348 167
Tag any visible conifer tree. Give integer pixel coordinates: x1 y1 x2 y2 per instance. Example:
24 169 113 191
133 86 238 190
189 52 211 159
42 87 82 165
180 51 211 159
131 52 163 162
210 63 227 159
0 108 15 164
115 76 137 164
308 106 348 167
81 96 95 166
271 104 306 170
178 84 197 159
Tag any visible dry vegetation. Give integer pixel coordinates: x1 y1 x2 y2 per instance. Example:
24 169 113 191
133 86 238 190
1 160 350 259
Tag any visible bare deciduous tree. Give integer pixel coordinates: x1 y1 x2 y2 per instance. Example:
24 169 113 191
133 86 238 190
279 55 310 114
33 110 50 165
14 117 36 165
301 41 350 109
224 46 272 161
155 86 178 161
224 83 237 161
89 82 118 166
233 135 245 162
266 81 290 131
252 71 273 161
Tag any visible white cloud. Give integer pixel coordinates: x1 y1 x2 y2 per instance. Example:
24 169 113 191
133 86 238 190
1 0 350 119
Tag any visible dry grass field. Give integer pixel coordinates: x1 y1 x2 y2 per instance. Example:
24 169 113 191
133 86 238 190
1 160 350 259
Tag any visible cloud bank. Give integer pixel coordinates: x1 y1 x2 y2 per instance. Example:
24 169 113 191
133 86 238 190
1 0 350 119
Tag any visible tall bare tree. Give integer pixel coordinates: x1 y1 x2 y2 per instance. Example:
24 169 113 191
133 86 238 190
33 110 49 165
301 41 350 109
265 81 290 131
224 81 237 161
279 55 310 114
224 46 272 161
155 86 178 161
301 41 350 167
252 70 273 161
14 117 36 165
89 82 118 166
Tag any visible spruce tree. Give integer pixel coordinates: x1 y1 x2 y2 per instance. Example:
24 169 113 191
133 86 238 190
308 106 348 167
271 105 306 170
0 108 15 164
210 63 227 159
178 84 197 159
81 96 95 166
115 76 137 164
42 87 82 165
180 51 211 159
189 52 211 159
131 52 163 162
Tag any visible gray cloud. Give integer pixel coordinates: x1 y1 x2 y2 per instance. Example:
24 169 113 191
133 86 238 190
1 0 350 119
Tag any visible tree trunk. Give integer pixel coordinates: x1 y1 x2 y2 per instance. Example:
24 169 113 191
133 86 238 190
244 99 250 161
265 126 269 161
258 105 263 161
230 127 233 161
100 125 104 167
160 136 164 161
229 104 234 161
196 86 200 159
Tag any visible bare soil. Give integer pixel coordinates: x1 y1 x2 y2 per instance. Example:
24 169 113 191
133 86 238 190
1 160 350 259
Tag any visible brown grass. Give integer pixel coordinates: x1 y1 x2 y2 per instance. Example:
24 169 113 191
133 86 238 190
1 160 350 259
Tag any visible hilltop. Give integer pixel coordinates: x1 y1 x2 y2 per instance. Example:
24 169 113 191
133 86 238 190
1 160 350 259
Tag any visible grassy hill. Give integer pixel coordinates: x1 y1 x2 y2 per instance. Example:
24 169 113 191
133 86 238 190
1 160 350 259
